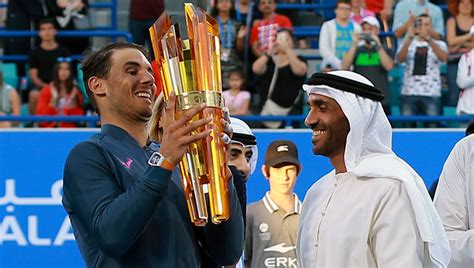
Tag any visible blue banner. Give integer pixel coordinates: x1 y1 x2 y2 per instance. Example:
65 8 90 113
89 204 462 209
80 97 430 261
0 129 465 267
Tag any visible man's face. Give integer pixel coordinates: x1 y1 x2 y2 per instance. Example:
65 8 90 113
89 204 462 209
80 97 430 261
266 164 298 195
229 143 253 182
415 16 432 37
259 0 276 16
362 23 377 35
305 93 350 158
39 23 56 42
102 48 156 123
335 3 351 21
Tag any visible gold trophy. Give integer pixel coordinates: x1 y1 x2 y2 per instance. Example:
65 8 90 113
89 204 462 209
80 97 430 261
149 3 229 226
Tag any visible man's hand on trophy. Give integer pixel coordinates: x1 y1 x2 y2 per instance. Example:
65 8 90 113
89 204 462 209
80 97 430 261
159 91 212 165
221 107 234 180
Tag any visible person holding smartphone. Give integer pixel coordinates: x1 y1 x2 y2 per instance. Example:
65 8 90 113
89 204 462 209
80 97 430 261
396 13 448 128
252 28 307 128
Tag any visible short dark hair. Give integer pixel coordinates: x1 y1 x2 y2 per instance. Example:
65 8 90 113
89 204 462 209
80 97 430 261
418 13 431 20
277 27 296 46
81 42 150 113
39 18 57 29
335 0 352 8
466 121 474 136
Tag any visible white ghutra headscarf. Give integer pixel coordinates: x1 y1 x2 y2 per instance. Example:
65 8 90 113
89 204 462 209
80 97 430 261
230 117 258 175
303 70 451 268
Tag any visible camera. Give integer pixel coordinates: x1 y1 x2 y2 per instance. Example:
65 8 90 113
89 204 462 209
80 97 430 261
360 32 372 43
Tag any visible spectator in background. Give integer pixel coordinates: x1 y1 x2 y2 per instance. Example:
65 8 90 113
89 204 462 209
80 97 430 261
36 60 84 128
211 0 246 90
456 49 474 116
365 0 393 22
446 0 474 106
5 0 48 78
253 28 307 128
341 16 394 114
46 0 90 55
0 71 21 128
245 140 302 268
249 0 293 57
434 130 474 267
393 0 444 44
235 0 261 26
396 14 447 127
223 70 251 115
319 0 361 70
129 0 164 47
350 0 375 24
29 18 71 116
229 117 258 184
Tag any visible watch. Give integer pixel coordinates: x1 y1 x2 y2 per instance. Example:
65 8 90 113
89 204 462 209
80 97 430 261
148 152 175 170
148 152 165 166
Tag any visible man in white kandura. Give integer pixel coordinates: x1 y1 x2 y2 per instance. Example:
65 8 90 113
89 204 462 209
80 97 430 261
297 70 451 267
434 133 474 268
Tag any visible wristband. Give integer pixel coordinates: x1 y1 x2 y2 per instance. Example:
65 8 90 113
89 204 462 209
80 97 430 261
160 159 175 171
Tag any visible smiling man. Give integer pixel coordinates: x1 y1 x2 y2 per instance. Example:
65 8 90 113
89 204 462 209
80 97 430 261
245 140 302 268
62 42 244 267
296 70 451 267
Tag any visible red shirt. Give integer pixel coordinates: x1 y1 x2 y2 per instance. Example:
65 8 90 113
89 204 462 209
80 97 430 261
36 84 85 128
129 0 164 20
366 0 384 14
249 14 293 46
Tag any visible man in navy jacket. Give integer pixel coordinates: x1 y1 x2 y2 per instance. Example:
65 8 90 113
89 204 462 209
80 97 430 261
62 42 244 267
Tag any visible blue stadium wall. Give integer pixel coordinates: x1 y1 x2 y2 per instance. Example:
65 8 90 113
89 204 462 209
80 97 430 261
0 129 465 267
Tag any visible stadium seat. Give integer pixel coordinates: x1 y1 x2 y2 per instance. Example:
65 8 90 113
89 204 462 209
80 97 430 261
1 62 19 88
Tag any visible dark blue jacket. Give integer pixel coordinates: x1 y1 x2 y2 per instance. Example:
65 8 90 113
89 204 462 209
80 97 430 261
63 124 244 267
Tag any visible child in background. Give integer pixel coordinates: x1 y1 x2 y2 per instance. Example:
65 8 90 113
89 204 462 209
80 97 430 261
36 59 84 127
223 70 251 115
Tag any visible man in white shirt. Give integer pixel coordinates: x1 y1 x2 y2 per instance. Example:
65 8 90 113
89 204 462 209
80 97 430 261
456 49 474 116
434 134 474 268
297 70 451 267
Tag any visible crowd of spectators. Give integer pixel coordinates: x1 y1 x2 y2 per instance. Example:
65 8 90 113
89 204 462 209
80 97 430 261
0 0 473 129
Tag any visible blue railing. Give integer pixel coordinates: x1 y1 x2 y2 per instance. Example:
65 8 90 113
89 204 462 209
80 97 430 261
0 0 118 30
0 30 132 62
1 115 473 128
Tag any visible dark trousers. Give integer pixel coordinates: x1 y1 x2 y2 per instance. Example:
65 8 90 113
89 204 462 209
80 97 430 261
401 95 442 128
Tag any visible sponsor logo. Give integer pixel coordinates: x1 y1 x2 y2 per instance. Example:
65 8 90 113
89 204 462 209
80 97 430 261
264 257 298 267
264 242 296 254
259 222 269 233
1 179 75 246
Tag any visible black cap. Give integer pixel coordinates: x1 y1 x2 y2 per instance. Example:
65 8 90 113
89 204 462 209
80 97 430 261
264 140 300 168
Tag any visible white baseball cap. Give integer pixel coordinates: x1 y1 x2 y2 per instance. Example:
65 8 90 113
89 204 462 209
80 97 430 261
361 16 380 29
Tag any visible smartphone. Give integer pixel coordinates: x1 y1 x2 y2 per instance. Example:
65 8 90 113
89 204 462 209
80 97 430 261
414 17 422 28
470 25 474 35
